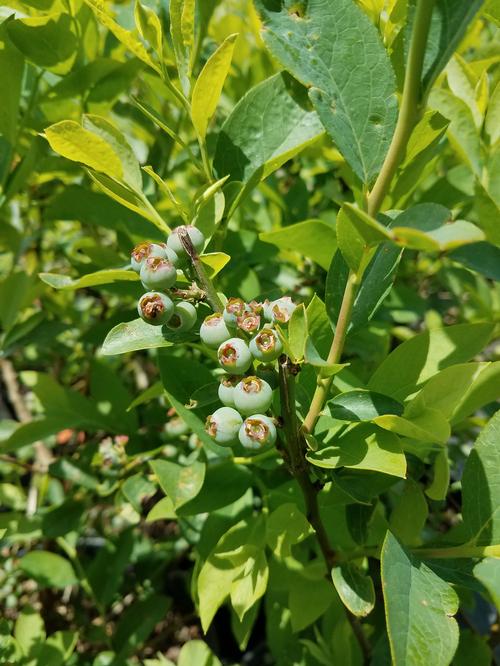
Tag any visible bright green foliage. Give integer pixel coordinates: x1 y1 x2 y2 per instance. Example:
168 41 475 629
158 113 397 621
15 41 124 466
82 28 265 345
0 0 499 663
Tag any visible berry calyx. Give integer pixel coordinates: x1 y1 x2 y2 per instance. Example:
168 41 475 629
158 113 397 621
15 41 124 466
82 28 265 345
271 297 296 325
131 241 168 272
238 414 277 450
206 407 243 446
138 292 174 326
233 376 273 415
249 328 283 361
167 225 205 256
217 338 253 373
218 375 242 408
237 312 260 335
223 297 248 329
166 301 197 332
200 313 231 348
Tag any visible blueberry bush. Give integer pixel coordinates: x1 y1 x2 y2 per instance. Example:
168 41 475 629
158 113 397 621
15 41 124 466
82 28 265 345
0 0 500 664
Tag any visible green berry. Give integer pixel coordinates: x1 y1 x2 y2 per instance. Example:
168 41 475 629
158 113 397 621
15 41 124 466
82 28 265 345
271 297 296 325
249 328 283 361
238 414 277 450
206 407 243 446
217 338 253 373
166 301 197 332
200 313 231 348
233 376 273 415
131 241 169 272
140 256 177 290
237 312 261 335
138 291 174 326
223 297 248 329
218 375 242 408
164 416 189 439
167 225 205 256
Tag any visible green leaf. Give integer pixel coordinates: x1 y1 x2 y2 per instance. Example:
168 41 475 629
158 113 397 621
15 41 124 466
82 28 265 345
381 532 459 666
389 481 428 546
266 503 311 559
101 318 174 355
453 630 492 666
473 183 500 245
331 563 375 617
373 409 451 445
7 14 77 74
39 269 139 290
288 562 335 632
230 549 268 622
260 220 336 271
113 594 170 660
14 606 45 656
178 641 221 666
422 0 484 94
326 244 403 333
460 410 500 546
134 0 163 57
122 474 156 512
473 558 500 612
146 497 177 522
169 0 196 94
82 114 142 192
307 423 406 478
450 242 500 281
84 0 161 74
0 22 24 145
20 551 78 589
214 72 323 185
191 34 237 140
328 389 403 422
287 304 307 363
44 121 123 181
368 322 494 400
150 459 205 510
255 0 397 184
36 631 78 666
392 204 484 251
336 204 392 274
425 450 450 501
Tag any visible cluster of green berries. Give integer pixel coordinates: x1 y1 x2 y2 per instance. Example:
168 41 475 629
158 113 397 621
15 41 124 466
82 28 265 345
203 296 297 451
131 225 205 331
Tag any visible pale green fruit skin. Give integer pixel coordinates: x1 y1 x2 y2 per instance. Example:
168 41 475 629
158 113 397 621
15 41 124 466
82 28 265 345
206 407 243 446
249 328 283 361
218 375 242 408
164 417 189 439
271 296 297 325
140 256 177 290
200 313 231 348
217 338 253 374
167 301 197 331
238 414 277 450
167 225 205 256
137 291 174 326
233 377 273 415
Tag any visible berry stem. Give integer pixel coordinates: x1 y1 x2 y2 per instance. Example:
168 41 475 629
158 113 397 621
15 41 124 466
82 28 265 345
302 0 436 435
177 227 224 312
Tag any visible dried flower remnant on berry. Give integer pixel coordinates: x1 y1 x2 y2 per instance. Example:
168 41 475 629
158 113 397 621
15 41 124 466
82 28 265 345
237 313 260 334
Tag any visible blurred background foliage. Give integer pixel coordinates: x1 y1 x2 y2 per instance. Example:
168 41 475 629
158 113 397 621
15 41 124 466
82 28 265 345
0 0 499 664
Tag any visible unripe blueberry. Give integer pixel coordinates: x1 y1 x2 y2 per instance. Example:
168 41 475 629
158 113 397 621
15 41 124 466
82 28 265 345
248 301 264 315
262 299 274 323
138 291 174 325
131 241 169 272
238 414 277 450
233 376 273 415
218 338 253 374
271 296 297 325
167 225 205 256
163 246 180 265
223 297 248 329
167 301 197 332
249 328 283 362
200 313 231 348
140 256 177 290
218 375 242 408
164 416 189 439
206 406 243 446
237 312 260 335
